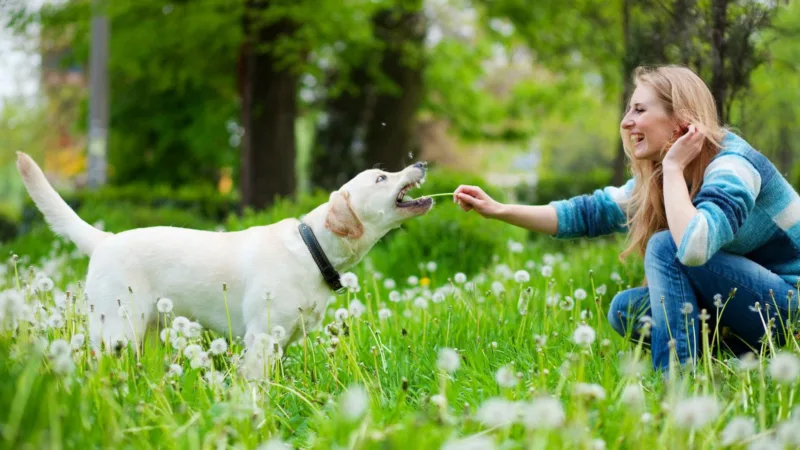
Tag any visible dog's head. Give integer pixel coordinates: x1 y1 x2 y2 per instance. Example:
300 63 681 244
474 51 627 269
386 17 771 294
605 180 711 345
325 162 433 239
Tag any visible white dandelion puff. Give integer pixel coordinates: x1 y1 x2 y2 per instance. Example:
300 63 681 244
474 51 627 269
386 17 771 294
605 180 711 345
407 275 419 286
340 384 369 421
441 435 497 450
383 279 397 290
495 365 517 388
672 395 720 429
769 352 800 384
572 324 596 347
340 272 359 289
432 292 445 303
454 272 467 284
209 338 228 355
519 396 565 430
574 288 587 301
491 281 505 296
156 297 174 313
713 293 723 308
378 308 392 320
271 325 287 341
388 290 401 302
573 383 606 401
426 261 438 272
186 321 203 339
172 316 190 334
183 344 203 360
70 334 85 350
680 302 694 315
620 384 645 408
476 397 518 427
540 265 553 278
437 347 461 373
414 297 429 309
190 351 211 370
596 284 607 296
335 308 349 322
514 270 530 283
49 339 71 359
348 299 366 318
37 277 54 292
720 416 756 446
167 364 183 378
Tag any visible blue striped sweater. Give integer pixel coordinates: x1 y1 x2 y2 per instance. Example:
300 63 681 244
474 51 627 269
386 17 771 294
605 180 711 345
549 132 800 286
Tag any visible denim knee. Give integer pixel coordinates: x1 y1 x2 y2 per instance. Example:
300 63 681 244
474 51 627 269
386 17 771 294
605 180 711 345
644 230 678 268
607 287 649 338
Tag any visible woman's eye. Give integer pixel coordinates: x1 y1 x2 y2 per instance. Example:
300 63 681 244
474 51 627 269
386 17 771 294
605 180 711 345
376 175 387 183
635 108 645 113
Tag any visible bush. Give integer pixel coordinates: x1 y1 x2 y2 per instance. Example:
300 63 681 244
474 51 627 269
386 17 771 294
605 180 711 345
515 168 614 206
0 203 19 244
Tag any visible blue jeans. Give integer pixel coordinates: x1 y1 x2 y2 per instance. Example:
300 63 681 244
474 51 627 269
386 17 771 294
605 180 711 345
607 230 798 372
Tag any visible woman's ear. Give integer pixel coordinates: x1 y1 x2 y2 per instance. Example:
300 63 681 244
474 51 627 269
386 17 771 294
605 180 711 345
325 190 364 239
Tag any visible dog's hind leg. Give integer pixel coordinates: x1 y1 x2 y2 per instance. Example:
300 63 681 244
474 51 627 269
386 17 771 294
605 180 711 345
86 271 154 354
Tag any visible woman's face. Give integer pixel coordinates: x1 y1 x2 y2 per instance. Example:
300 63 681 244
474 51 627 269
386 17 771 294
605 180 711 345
620 84 681 161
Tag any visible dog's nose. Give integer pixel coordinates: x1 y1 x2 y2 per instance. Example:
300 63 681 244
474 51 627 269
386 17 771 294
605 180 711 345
413 161 427 171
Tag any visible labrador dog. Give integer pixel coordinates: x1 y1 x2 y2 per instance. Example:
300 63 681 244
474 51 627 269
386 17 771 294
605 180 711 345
16 152 432 359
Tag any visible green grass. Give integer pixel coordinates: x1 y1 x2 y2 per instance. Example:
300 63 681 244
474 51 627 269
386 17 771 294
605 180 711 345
0 234 799 450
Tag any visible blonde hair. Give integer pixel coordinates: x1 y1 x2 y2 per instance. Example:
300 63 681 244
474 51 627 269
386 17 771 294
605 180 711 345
619 65 727 262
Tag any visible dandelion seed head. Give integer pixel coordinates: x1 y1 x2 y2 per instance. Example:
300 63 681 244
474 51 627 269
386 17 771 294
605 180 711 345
769 352 800 384
335 308 349 322
340 384 369 421
680 302 694 315
414 297 429 309
340 272 359 289
437 347 461 373
475 397 518 427
672 395 719 429
378 308 392 320
574 288 587 301
454 272 467 284
620 384 645 408
383 279 396 290
407 275 419 286
172 316 190 333
426 261 438 272
389 290 401 302
209 338 228 355
495 365 517 388
519 396 565 430
720 416 756 446
441 434 497 450
573 383 606 401
514 270 530 283
168 364 183 378
156 297 173 313
572 324 596 347
432 292 445 303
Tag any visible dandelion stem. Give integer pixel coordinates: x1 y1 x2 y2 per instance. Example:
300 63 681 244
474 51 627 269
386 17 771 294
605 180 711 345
422 192 455 198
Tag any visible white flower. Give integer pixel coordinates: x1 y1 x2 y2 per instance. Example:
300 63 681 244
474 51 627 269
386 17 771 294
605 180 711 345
454 272 467 284
596 284 607 296
183 344 203 360
508 240 524 253
442 435 497 450
171 336 187 350
256 438 293 450
49 339 71 358
776 419 800 447
167 364 183 378
540 265 553 278
573 383 606 401
432 292 445 303
672 395 720 429
388 290 401 302
574 288 587 301
186 321 203 339
476 397 518 427
610 272 622 282
383 279 396 290
495 365 517 388
620 384 645 408
414 297 429 309
272 325 287 341
426 261 438 272
721 416 756 446
348 300 366 318
378 308 392 320
491 281 505 296
680 302 694 315
190 351 211 370
204 370 225 388
748 437 782 450
209 338 228 355
160 328 176 343
51 354 75 374
70 334 85 350
713 293 724 308
519 396 565 430
172 316 190 334
572 325 596 347
514 270 530 283
335 308 349 322
340 272 359 289
769 352 800 384
37 276 54 292
437 347 461 373
560 296 575 311
156 297 173 313
340 384 369 421
591 439 606 450
407 275 419 286
48 312 65 329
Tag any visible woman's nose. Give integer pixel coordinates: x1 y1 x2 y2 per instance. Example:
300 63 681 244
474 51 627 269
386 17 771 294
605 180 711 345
620 117 634 129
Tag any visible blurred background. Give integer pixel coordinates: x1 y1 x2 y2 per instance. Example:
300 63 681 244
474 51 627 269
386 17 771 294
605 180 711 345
0 0 798 279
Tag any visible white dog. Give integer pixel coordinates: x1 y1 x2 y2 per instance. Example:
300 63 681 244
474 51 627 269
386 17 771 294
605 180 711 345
17 152 432 355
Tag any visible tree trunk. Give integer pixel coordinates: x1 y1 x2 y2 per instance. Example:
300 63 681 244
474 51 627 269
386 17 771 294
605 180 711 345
710 0 729 122
239 0 298 210
612 0 632 186
363 6 426 171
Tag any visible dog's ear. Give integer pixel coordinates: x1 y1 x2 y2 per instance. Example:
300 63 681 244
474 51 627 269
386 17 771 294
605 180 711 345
325 190 364 239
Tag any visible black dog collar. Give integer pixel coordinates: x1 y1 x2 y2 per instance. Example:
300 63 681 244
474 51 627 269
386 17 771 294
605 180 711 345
298 222 346 294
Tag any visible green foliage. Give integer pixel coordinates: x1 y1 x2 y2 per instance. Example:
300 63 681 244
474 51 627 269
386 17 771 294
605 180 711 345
515 168 614 206
224 190 331 231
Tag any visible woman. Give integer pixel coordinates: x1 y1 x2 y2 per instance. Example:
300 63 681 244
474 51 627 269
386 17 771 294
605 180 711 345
453 65 800 372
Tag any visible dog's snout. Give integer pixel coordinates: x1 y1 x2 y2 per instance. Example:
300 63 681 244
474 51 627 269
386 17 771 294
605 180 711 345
413 162 427 171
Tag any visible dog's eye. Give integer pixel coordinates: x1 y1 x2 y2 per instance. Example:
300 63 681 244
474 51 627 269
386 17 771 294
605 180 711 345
376 175 387 183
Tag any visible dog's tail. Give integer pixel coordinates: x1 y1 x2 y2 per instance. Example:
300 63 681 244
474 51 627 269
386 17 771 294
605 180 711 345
16 152 112 256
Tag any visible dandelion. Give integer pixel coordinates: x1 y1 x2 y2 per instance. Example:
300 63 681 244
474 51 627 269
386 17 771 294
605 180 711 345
737 352 760 372
432 292 445 303
476 397 518 427
596 284 607 296
209 338 228 355
340 272 359 290
170 336 187 350
252 333 277 354
160 328 175 343
348 299 366 318
620 384 645 408
388 290 401 302
49 339 71 359
591 439 606 450
573 383 606 401
156 297 174 313
48 312 65 329
204 370 225 388
378 308 392 320
426 261 438 272
383 279 397 290
491 281 505 296
508 240 524 253
51 354 75 375
37 276 54 292
713 293 723 308
610 272 622 282
574 288 587 301
454 273 467 284
768 352 800 384
340 384 369 421
271 325 287 341
414 297 429 309
680 302 694 315
776 419 800 447
437 347 460 373
519 396 565 430
183 344 203 360
720 416 756 446
172 316 190 334
572 324 596 347
441 434 497 450
167 364 183 378
540 265 553 278
495 365 517 388
560 296 575 311
256 438 293 450
186 321 203 339
190 351 211 370
70 334 85 350
407 275 419 286
672 395 720 429
335 308 349 322
514 270 530 283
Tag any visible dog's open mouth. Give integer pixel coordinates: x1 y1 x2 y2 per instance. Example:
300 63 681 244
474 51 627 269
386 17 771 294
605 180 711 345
395 181 433 210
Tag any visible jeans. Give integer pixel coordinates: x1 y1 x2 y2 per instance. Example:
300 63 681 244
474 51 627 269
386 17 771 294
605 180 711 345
607 230 798 372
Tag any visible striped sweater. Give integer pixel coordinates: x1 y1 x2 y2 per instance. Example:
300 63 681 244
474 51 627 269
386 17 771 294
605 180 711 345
549 131 800 286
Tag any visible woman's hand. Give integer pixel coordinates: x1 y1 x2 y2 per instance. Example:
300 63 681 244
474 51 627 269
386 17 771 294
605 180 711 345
663 124 705 172
453 185 504 218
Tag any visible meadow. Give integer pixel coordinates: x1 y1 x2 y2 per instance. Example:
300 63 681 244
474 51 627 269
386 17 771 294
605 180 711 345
1 218 799 450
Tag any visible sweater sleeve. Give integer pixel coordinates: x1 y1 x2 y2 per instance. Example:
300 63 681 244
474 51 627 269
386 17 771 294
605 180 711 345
548 178 635 239
677 154 761 266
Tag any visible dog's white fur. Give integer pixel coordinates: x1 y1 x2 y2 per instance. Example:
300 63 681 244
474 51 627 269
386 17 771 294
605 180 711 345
16 152 431 354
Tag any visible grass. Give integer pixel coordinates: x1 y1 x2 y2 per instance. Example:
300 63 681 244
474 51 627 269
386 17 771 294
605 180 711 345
0 233 799 450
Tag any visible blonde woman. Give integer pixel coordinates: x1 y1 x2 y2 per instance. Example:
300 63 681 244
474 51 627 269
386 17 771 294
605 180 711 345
454 65 800 372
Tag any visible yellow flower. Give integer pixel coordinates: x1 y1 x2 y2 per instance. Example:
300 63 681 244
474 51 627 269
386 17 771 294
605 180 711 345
420 277 431 287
